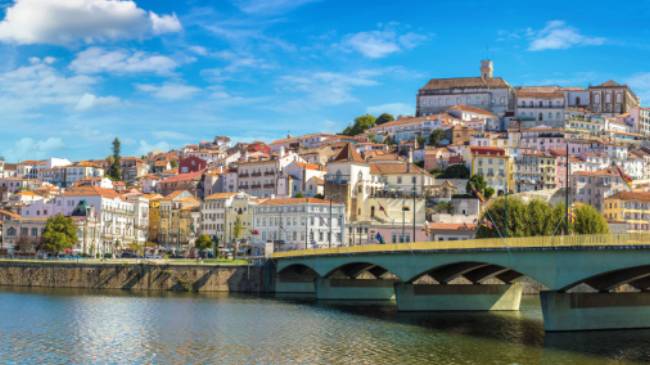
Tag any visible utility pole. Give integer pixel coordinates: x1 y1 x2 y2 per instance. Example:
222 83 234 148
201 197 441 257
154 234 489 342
412 178 416 243
565 142 570 235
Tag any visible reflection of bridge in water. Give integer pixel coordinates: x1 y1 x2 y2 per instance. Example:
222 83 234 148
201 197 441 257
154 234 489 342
273 234 650 331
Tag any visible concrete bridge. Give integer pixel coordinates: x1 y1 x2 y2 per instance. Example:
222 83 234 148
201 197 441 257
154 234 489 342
272 234 650 332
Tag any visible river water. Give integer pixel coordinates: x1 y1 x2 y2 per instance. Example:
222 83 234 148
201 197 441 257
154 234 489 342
1 288 649 364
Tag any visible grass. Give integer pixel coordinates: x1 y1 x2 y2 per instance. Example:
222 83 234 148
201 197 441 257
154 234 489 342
0 258 250 266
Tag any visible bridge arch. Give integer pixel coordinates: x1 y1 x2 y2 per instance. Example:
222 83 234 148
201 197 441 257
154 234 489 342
277 263 320 281
405 261 525 285
560 265 650 292
324 262 400 281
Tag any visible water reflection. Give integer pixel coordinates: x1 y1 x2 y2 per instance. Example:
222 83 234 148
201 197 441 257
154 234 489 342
0 288 648 365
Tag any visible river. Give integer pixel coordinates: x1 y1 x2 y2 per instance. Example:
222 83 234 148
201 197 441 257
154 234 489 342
0 288 649 364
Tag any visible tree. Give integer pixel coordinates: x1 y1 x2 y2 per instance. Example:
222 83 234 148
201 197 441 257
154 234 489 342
383 135 396 146
416 135 426 148
195 234 212 251
438 164 470 179
170 159 178 169
233 216 244 241
293 192 304 198
41 214 78 254
466 174 494 200
375 113 395 125
108 138 122 180
573 204 609 234
428 129 447 146
342 114 376 136
476 197 528 238
525 199 556 236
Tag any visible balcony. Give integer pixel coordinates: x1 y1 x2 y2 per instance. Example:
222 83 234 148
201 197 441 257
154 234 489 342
251 184 262 189
263 183 275 188
239 173 249 178
251 172 262 177
264 171 275 176
238 185 249 189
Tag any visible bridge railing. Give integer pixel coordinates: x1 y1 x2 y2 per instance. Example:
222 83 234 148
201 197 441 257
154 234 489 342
272 233 650 258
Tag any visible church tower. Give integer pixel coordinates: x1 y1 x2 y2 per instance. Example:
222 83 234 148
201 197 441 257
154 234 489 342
480 59 493 79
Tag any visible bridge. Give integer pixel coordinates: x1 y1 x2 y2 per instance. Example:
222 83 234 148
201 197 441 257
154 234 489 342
272 234 650 332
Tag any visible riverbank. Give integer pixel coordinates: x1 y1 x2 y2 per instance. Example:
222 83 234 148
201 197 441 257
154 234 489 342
0 260 272 293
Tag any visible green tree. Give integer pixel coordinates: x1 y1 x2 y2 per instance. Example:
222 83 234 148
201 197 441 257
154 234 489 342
428 129 447 146
293 192 304 198
416 135 426 148
438 164 470 179
573 204 609 234
466 174 494 200
525 199 556 236
342 114 377 136
108 137 122 180
233 216 244 241
375 113 395 125
170 159 178 169
195 234 213 251
41 214 78 254
476 197 528 238
383 135 396 146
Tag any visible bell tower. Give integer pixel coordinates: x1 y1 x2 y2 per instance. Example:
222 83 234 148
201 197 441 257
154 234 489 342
480 59 493 79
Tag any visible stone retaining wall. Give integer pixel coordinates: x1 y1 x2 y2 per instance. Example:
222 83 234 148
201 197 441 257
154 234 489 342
0 262 271 293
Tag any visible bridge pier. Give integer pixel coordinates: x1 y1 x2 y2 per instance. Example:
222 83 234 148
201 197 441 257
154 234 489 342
395 283 523 311
275 278 316 299
541 291 650 331
315 278 396 303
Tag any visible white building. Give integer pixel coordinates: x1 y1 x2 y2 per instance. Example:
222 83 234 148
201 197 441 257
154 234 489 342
19 186 146 255
253 197 345 251
416 60 512 117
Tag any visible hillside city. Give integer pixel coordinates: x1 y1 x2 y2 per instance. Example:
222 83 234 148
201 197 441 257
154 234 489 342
1 60 649 258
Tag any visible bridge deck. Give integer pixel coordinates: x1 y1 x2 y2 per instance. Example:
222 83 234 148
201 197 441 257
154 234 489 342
272 233 650 259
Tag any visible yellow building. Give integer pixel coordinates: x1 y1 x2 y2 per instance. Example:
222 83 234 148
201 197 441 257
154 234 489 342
604 191 650 233
143 193 163 243
469 146 514 194
159 190 200 249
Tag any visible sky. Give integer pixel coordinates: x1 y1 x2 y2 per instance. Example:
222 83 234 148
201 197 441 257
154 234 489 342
1 0 650 162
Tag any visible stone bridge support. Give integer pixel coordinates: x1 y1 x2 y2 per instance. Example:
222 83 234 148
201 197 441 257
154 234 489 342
541 291 650 331
395 283 523 311
315 278 395 303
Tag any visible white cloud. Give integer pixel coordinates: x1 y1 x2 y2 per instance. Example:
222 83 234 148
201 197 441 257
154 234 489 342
342 24 428 59
233 0 317 15
0 0 181 45
70 47 178 75
0 57 100 113
528 20 605 51
137 140 171 155
367 102 414 117
3 137 65 161
280 70 379 106
136 82 200 100
75 92 120 111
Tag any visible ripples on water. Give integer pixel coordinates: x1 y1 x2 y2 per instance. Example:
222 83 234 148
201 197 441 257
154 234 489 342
1 288 650 364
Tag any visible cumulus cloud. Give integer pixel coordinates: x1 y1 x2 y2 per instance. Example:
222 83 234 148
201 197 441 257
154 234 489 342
70 47 178 75
3 137 65 161
136 82 200 100
528 20 605 51
0 57 97 111
0 0 181 45
342 24 428 59
366 102 413 117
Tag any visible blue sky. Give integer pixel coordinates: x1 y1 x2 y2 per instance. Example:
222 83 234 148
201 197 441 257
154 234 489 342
1 0 650 161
